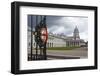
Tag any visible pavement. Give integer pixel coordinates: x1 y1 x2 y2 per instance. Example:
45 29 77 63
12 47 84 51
47 47 88 59
28 47 88 60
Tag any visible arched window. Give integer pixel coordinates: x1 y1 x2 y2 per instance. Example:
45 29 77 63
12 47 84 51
77 42 79 46
68 41 69 46
50 43 51 47
72 42 74 46
75 42 77 46
48 42 49 47
74 42 75 46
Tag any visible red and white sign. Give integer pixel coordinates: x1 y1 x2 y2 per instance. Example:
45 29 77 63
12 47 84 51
40 27 48 43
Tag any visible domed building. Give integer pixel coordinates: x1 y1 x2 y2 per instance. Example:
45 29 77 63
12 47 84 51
73 26 80 40
28 26 86 49
46 26 86 47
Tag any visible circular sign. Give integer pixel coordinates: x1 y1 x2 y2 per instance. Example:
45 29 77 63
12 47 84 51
40 27 48 43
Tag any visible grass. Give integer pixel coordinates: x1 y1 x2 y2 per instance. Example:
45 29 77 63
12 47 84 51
47 46 80 50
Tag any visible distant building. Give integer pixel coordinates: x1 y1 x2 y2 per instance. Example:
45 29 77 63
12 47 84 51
47 26 86 47
28 26 86 49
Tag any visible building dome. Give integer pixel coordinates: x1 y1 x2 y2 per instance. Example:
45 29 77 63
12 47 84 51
73 26 80 40
74 26 79 33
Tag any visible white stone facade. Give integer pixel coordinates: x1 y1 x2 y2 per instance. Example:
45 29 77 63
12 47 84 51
28 26 86 49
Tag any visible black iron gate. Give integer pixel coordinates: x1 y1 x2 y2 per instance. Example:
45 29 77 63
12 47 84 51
29 15 48 60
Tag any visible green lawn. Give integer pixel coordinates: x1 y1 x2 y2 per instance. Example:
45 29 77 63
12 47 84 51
47 46 80 50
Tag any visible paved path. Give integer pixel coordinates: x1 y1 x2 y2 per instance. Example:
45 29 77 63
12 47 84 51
28 47 88 60
47 47 88 59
